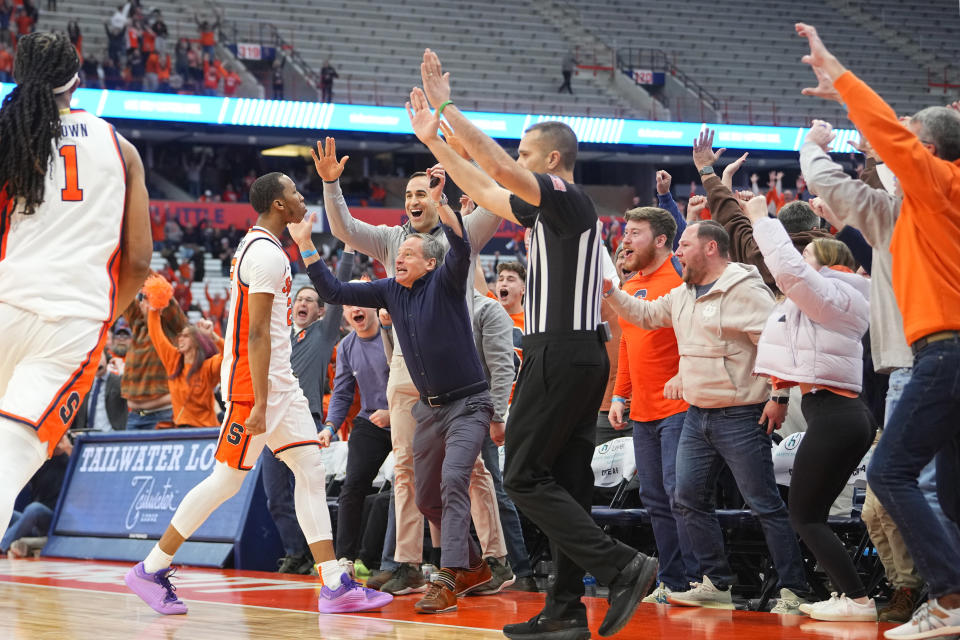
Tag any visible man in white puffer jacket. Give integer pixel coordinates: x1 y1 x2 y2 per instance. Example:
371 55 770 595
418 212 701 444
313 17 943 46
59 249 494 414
603 219 811 612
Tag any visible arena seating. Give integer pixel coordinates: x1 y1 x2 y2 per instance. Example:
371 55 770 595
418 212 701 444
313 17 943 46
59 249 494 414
569 0 941 125
42 1 954 127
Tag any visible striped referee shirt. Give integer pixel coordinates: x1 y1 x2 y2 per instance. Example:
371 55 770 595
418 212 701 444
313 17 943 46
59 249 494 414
510 173 604 335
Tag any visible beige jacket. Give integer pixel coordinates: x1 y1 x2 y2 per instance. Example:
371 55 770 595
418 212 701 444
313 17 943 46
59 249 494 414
606 262 774 409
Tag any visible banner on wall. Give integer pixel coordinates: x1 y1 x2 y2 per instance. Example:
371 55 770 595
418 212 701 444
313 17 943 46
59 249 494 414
0 84 863 153
54 430 255 540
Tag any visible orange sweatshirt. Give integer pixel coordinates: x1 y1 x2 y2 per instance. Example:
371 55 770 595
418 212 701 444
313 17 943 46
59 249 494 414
147 309 223 427
835 71 960 344
613 257 689 422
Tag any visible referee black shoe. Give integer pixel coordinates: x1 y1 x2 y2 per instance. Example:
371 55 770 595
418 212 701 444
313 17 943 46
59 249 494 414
598 552 658 637
503 612 590 640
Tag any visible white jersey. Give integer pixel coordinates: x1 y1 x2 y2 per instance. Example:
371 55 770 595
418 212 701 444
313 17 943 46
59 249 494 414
0 109 127 322
220 226 299 402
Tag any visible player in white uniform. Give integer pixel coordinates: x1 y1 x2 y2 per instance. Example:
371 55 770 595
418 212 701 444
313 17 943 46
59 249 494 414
125 173 393 615
0 32 152 543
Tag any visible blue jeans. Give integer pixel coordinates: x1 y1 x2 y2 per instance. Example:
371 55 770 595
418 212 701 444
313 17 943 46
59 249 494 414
631 411 698 590
125 408 173 431
380 491 398 572
259 449 309 557
1 502 53 552
481 433 533 577
868 339 960 598
675 404 808 592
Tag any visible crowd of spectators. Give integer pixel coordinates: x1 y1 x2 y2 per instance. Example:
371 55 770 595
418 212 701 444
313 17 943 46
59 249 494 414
6 25 960 640
70 2 241 96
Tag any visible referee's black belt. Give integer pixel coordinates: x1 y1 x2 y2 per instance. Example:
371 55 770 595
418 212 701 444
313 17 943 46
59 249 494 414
421 381 489 408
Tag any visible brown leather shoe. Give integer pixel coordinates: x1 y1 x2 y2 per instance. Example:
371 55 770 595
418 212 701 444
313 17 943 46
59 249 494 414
879 587 917 623
414 581 458 614
455 561 493 596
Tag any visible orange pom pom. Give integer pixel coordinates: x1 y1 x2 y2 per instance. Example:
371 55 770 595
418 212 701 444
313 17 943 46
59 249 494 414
142 273 174 310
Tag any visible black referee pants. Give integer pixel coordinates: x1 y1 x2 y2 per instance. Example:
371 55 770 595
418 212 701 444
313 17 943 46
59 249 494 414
504 331 637 615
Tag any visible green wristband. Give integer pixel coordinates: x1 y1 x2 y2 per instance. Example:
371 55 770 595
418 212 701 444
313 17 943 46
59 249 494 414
437 100 454 117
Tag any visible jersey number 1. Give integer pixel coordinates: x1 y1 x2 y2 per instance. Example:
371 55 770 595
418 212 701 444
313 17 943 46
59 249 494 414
59 145 84 202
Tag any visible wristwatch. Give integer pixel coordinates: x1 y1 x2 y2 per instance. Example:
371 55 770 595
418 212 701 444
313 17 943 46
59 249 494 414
770 396 790 405
435 193 449 207
698 166 715 177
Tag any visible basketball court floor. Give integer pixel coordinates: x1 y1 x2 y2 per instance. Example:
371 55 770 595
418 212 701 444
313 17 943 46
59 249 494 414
0 557 895 639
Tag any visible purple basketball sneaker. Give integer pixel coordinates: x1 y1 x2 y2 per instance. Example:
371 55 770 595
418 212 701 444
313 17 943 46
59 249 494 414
124 562 188 615
317 572 394 613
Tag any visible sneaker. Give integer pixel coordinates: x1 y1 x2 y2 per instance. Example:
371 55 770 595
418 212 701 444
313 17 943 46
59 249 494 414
667 575 735 610
124 562 188 615
880 588 918 623
8 536 45 559
414 581 458 614
503 611 590 640
277 553 312 575
771 588 809 615
380 562 427 595
337 558 356 580
365 567 396 591
353 559 372 578
599 551 659 636
454 560 493 596
508 575 540 593
642 582 673 604
317 572 394 613
802 592 877 622
473 557 516 595
884 599 960 639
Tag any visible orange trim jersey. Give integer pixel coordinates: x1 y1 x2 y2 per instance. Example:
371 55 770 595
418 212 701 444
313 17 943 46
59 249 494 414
614 257 689 422
0 109 127 322
220 226 300 402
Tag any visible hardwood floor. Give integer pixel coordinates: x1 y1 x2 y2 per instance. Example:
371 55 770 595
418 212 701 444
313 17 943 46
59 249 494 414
0 558 895 639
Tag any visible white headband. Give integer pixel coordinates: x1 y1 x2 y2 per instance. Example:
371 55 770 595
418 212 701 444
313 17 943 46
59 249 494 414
52 73 79 95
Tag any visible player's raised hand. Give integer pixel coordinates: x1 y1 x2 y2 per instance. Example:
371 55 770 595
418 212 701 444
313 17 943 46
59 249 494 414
420 48 451 108
406 87 441 144
312 137 349 182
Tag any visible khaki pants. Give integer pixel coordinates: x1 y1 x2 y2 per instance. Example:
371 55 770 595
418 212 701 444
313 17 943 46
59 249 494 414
386 353 505 563
862 483 923 590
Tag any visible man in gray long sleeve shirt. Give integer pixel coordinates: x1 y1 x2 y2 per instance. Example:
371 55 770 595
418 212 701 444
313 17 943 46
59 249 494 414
260 249 353 574
312 137 507 595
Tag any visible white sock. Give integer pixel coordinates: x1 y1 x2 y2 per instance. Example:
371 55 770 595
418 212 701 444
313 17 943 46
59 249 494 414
143 545 174 574
318 560 342 590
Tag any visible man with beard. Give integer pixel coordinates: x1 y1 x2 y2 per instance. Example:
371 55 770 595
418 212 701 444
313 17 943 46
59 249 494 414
605 207 697 606
324 298 392 572
603 220 811 611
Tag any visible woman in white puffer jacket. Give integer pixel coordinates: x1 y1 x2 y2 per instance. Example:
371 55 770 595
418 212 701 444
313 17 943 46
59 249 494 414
744 195 876 623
